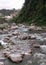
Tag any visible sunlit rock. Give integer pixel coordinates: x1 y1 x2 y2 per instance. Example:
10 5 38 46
29 34 36 39
0 40 7 48
9 53 23 63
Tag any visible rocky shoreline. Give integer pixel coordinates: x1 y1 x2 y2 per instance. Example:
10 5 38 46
0 23 46 65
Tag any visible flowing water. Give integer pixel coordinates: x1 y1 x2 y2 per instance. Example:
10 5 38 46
0 25 46 65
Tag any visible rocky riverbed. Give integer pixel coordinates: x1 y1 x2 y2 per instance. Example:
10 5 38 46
0 23 46 65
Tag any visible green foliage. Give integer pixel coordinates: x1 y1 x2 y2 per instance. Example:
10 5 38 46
13 0 46 26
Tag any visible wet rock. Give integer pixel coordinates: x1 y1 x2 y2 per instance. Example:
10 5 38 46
21 50 32 56
7 34 13 38
3 37 10 43
12 30 20 36
24 52 32 56
29 34 36 39
11 25 18 30
9 53 23 63
33 44 40 48
0 62 4 65
18 33 28 40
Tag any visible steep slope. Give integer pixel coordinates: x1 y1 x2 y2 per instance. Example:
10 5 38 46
15 0 46 25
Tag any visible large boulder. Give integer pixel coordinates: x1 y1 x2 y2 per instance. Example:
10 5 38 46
9 54 23 63
18 33 28 40
29 34 36 39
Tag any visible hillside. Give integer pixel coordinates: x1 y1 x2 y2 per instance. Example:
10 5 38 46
15 0 46 26
0 9 18 16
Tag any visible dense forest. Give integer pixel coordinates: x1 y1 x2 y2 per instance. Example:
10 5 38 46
14 0 46 26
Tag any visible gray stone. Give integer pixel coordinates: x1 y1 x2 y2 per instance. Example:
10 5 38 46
9 54 23 63
18 33 28 40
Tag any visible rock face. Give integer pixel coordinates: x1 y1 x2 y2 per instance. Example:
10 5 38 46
9 54 23 63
